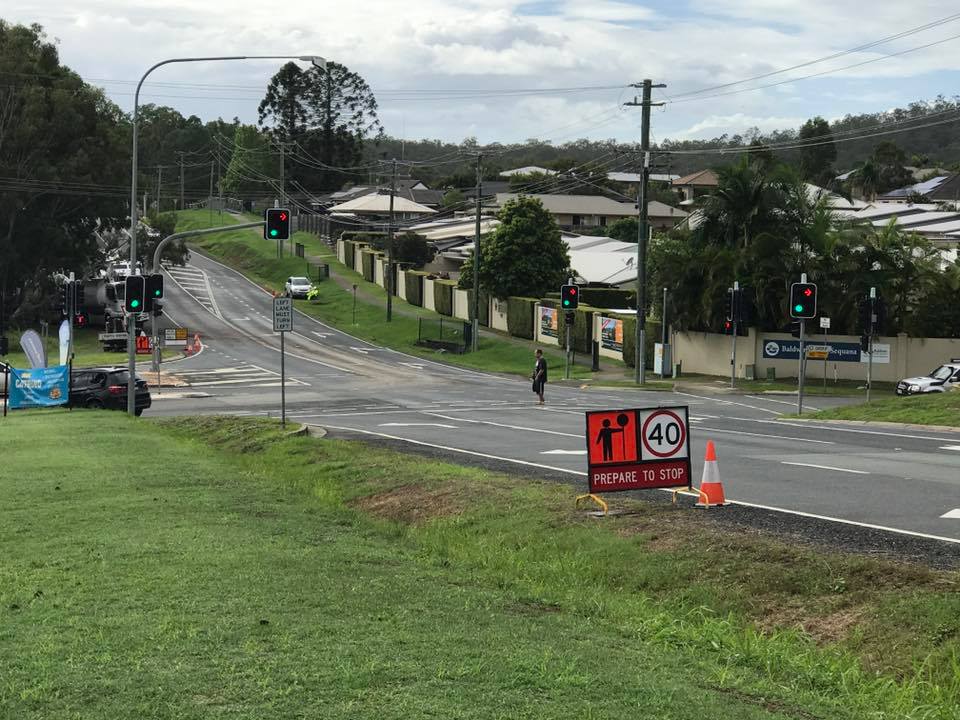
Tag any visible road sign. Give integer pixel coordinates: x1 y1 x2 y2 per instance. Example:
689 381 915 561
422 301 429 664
273 297 293 332
806 345 830 360
585 406 692 493
164 327 188 347
135 335 152 355
820 316 831 329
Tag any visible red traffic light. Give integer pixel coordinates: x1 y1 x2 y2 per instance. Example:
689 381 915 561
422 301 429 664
803 288 813 297
279 212 288 221
570 288 576 294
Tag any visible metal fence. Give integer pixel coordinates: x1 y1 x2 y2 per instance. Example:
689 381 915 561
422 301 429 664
417 317 472 354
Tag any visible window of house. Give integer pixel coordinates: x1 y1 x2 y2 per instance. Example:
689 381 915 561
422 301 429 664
599 216 607 227
572 215 582 226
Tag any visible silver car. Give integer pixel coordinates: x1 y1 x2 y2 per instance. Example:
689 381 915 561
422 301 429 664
896 362 960 395
284 276 312 299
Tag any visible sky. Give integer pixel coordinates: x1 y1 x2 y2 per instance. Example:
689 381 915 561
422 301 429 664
6 0 960 146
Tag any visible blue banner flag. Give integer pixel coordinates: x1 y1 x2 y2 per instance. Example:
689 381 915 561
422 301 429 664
8 365 70 409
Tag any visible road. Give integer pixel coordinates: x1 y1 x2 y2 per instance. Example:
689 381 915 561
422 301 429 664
147 249 960 546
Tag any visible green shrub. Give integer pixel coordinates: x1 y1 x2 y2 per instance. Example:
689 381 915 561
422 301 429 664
342 240 355 270
434 280 456 316
507 297 537 340
618 317 660 369
405 272 424 307
580 287 636 309
361 251 375 282
467 289 490 326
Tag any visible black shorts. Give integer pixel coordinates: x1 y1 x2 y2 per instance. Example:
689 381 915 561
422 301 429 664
532 380 545 394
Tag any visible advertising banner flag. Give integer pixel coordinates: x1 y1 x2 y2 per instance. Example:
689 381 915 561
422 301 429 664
19 330 47 369
8 365 70 409
59 320 70 366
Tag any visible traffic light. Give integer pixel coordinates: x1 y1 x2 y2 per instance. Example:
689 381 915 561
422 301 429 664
860 334 870 352
560 283 579 309
858 298 872 333
145 274 163 311
722 319 734 335
265 208 290 241
789 282 817 319
724 288 734 322
75 311 88 328
73 281 84 311
152 299 164 318
737 286 754 324
124 275 145 314
788 320 802 339
59 282 70 315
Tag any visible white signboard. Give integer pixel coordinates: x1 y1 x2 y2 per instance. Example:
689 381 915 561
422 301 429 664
273 297 293 332
637 407 690 461
163 327 188 347
819 316 831 329
860 342 890 364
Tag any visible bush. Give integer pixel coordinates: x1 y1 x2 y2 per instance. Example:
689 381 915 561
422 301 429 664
581 288 636 309
557 306 595 354
467 289 490 326
507 297 537 339
342 240 355 270
434 280 456 316
619 317 660 369
361 251 375 282
405 272 424 307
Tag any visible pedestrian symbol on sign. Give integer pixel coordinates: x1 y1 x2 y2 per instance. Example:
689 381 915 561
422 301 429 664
587 411 637 465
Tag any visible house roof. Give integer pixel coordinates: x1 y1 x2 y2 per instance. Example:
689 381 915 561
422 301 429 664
672 169 718 187
499 166 557 177
495 193 686 219
871 211 960 228
878 175 953 200
328 193 437 214
607 172 680 184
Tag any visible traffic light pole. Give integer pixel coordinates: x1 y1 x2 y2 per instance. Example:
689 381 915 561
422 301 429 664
866 286 876 404
797 318 806 415
730 281 738 389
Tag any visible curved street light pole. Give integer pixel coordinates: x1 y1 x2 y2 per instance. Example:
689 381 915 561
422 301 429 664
126 54 326 415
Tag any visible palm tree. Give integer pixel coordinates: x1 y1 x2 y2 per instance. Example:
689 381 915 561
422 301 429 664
697 156 769 249
851 160 880 202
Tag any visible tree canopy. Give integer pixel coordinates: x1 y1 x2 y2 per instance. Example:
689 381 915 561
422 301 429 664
458 197 570 298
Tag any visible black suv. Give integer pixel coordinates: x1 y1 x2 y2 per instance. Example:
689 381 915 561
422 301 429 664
70 367 152 416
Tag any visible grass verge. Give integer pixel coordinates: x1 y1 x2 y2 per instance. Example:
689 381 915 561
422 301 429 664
2 412 959 718
174 210 593 379
796 389 960 427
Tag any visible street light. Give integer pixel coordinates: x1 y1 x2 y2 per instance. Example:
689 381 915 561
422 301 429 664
126 53 326 415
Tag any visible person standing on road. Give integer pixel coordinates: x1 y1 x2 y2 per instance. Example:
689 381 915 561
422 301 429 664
532 349 547 405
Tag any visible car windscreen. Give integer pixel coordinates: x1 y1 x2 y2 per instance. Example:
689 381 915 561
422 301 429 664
291 277 310 284
929 365 954 380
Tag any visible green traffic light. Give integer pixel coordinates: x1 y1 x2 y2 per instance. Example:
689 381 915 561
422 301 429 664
563 300 570 306
131 300 140 309
270 229 278 237
794 304 804 313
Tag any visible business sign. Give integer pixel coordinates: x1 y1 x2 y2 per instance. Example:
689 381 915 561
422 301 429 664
8 365 70 409
539 306 558 338
861 343 890 364
762 338 861 362
600 316 624 352
585 406 692 493
273 297 293 332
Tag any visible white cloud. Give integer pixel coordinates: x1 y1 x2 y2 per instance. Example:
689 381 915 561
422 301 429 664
672 113 806 140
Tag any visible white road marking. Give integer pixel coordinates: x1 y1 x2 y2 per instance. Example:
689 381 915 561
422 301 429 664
424 412 582 438
350 347 369 355
313 423 960 545
380 422 458 429
746 395 821 412
541 449 587 455
940 445 960 451
700 426 835 445
399 362 426 370
781 461 868 475
312 331 331 339
940 509 960 519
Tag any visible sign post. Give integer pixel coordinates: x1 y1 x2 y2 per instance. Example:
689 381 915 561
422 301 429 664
582 406 692 510
272 296 293 427
819 316 831 390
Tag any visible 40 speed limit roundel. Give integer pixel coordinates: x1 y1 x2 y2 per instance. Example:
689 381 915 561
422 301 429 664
638 407 689 460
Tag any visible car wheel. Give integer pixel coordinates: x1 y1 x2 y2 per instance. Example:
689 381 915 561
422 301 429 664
86 399 104 410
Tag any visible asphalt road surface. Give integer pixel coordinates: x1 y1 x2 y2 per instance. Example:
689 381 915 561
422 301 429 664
145 249 960 547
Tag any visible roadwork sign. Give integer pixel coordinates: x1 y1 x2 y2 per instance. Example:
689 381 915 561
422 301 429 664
273 297 293 332
585 406 692 493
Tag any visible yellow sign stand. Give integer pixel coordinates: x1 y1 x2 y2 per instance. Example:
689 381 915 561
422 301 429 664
576 493 609 515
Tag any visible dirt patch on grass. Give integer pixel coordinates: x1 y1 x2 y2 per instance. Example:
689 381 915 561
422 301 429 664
353 484 466 525
757 603 867 645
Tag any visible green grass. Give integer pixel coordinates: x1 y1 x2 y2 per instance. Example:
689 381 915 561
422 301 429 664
175 210 593 379
3 412 960 718
2 327 175 370
797 388 960 427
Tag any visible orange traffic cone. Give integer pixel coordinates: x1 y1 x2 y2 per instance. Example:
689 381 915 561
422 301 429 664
695 440 727 508
192 334 202 353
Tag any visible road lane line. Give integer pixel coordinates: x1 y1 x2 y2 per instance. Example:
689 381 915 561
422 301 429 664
423 411 582 438
940 445 960 451
542 449 587 455
745 395 821 412
312 423 960 545
781 461 869 475
380 422 458 429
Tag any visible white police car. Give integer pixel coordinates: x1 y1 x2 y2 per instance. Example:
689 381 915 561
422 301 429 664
896 361 960 395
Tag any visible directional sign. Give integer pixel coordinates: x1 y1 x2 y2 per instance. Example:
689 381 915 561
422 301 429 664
273 297 293 332
585 406 692 493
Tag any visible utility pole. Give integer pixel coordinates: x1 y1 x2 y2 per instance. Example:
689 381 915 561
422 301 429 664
867 286 876 404
178 152 185 211
156 165 162 214
797 273 808 415
472 153 482 352
208 160 214 226
387 159 397 322
625 79 666 385
217 153 223 217
730 281 739 389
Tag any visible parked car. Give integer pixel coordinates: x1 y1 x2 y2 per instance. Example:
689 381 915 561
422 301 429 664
895 361 960 396
284 276 313 299
70 367 152 415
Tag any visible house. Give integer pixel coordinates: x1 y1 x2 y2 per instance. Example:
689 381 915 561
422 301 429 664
407 216 501 276
327 193 437 220
494 193 687 231
499 166 557 177
877 174 960 203
607 172 680 184
672 169 719 205
464 180 511 199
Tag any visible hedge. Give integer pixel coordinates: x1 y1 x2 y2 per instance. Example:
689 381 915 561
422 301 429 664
556 305 596 354
360 251 375 282
467 289 490 326
506 297 537 340
619 317 661 369
581 287 636 309
405 271 424 307
434 280 456 316
342 240 355 270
